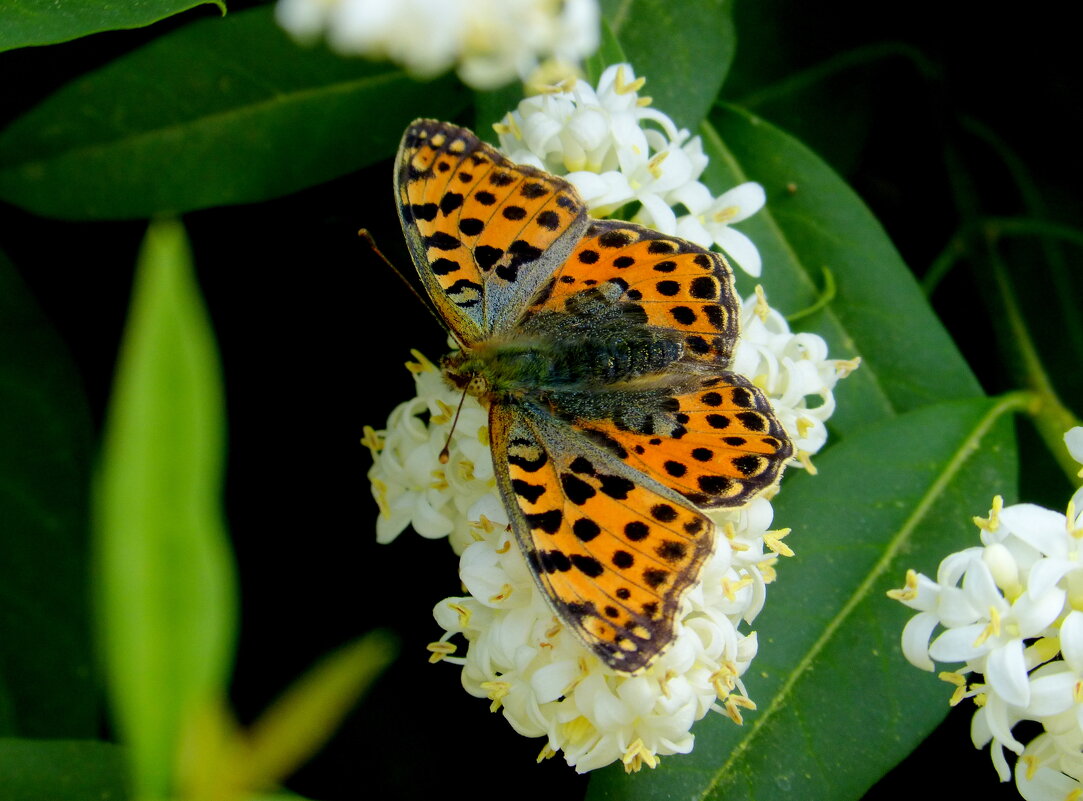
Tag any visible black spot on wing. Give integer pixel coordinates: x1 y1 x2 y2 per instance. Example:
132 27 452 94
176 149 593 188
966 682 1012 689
527 509 563 534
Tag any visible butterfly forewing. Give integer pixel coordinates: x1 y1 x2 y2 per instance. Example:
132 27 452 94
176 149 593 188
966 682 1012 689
490 403 715 674
394 119 589 343
531 219 741 365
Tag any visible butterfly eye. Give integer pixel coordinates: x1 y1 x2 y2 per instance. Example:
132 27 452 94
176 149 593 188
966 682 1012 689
468 375 489 397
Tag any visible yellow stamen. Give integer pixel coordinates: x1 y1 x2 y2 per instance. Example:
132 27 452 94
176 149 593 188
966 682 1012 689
614 66 646 95
426 641 456 663
939 671 971 706
455 460 476 481
797 450 818 475
721 576 752 601
495 538 511 554
763 528 794 557
492 112 522 140
1031 636 1062 664
759 561 778 583
489 583 514 603
973 495 1004 532
711 663 737 697
834 356 862 377
621 739 658 773
537 744 556 763
796 417 814 438
1021 753 1040 781
721 693 754 725
448 602 471 627
360 425 384 454
972 606 1002 648
431 398 455 425
711 204 740 224
480 681 510 712
636 95 653 107
647 150 669 178
370 479 390 517
887 569 921 602
430 469 448 490
471 514 498 536
406 349 436 373
1067 499 1083 538
754 285 770 320
560 716 595 746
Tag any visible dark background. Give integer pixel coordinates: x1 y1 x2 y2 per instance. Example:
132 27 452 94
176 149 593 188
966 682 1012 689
2 1 1079 799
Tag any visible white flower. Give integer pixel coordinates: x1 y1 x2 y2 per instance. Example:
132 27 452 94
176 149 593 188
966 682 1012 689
730 287 856 467
891 440 1083 793
366 285 849 771
1066 426 1083 516
276 0 600 89
365 351 495 548
433 495 773 772
496 63 768 276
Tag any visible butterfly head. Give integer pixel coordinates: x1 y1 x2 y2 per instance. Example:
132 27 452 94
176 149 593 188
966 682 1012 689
441 350 492 400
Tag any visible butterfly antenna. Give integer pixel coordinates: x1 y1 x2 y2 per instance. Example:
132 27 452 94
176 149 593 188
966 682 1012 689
439 387 471 464
357 229 463 346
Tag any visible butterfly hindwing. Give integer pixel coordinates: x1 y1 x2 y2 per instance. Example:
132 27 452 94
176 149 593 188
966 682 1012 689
394 119 589 344
561 373 793 508
490 402 715 674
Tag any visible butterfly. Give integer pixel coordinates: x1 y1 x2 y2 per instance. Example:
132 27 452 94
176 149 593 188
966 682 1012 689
394 119 792 674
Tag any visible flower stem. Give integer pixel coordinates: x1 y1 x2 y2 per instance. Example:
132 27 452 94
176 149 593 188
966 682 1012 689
987 233 1082 482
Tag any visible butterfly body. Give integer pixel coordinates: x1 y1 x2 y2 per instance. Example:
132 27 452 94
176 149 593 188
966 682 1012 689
395 119 793 673
443 303 688 397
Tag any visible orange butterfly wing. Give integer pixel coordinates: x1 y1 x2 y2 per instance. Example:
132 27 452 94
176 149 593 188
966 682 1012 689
394 119 588 343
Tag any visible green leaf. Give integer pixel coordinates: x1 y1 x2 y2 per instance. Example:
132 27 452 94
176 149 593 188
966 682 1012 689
583 17 628 87
0 0 223 52
588 396 1018 800
0 252 97 737
730 44 935 177
93 219 236 798
700 105 983 434
0 739 128 801
601 0 734 129
231 631 398 790
0 6 470 219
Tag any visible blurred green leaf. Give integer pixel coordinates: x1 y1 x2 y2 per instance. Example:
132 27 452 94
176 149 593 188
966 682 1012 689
0 0 223 52
0 738 127 801
589 396 1018 800
583 17 628 86
224 631 397 791
0 252 97 737
700 105 983 434
601 0 734 130
731 43 935 176
0 6 469 219
473 83 526 145
93 219 236 798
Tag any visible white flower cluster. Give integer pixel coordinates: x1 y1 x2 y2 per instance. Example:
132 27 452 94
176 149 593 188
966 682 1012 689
891 428 1083 800
496 64 768 276
275 0 599 89
365 292 853 772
